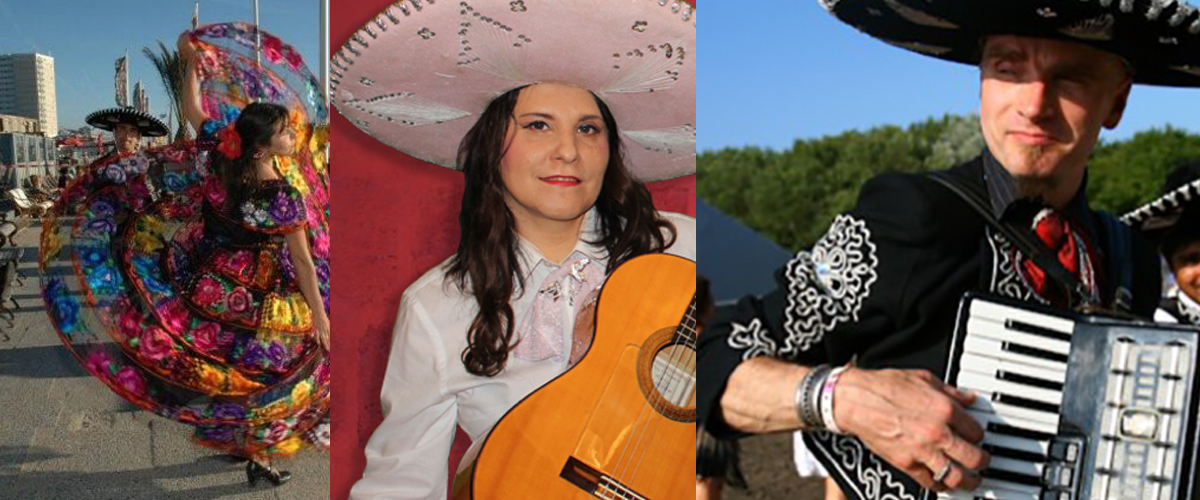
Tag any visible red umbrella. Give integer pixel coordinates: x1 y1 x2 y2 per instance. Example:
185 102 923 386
57 136 85 147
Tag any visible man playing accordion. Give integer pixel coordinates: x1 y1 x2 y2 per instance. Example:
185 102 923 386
698 1 1200 498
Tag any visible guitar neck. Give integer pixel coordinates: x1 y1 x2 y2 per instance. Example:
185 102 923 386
674 297 699 344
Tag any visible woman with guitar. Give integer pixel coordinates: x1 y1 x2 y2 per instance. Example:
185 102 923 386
339 1 697 499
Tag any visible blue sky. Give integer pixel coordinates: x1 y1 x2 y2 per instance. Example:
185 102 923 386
699 0 1200 152
0 0 322 132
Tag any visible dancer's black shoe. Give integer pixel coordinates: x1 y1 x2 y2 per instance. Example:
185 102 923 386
246 460 292 487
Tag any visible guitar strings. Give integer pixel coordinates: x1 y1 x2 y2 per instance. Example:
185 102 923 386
613 297 698 488
612 299 695 486
627 300 697 486
620 335 694 488
610 302 689 487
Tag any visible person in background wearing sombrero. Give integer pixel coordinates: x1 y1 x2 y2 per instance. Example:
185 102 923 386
337 1 697 499
1124 160 1200 325
69 107 168 202
84 106 168 159
698 1 1198 499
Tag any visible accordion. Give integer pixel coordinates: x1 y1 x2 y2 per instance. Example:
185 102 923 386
942 293 1200 500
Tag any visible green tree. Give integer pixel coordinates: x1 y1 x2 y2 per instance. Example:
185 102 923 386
927 114 983 169
1088 127 1200 214
700 114 1200 251
700 114 979 249
144 41 189 141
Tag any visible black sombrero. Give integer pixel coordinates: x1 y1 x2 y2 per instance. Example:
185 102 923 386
1122 161 1200 241
85 107 169 137
820 0 1200 87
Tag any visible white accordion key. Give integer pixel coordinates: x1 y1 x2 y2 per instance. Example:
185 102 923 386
968 300 1075 335
982 433 1049 457
968 408 1058 435
958 372 1062 406
965 318 1070 357
940 488 1037 500
962 336 1068 372
942 477 1044 499
970 391 1059 427
958 353 1067 384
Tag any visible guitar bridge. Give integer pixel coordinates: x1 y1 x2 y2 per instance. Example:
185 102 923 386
560 456 649 499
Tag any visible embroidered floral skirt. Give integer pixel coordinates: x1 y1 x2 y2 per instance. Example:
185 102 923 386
40 148 329 459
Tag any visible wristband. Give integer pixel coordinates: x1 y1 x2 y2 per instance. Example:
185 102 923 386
820 365 850 434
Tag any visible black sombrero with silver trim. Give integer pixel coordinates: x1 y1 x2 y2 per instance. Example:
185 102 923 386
820 0 1200 87
1122 161 1200 238
85 107 169 137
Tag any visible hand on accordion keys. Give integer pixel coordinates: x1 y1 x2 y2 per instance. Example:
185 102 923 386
721 359 991 492
833 367 991 492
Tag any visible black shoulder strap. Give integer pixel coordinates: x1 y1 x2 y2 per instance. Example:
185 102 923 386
1093 211 1136 313
926 171 1092 307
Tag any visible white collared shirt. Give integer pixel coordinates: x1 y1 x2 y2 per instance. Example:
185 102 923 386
350 210 696 500
1155 288 1200 324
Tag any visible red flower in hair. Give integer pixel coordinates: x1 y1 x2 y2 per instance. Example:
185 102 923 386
216 122 241 159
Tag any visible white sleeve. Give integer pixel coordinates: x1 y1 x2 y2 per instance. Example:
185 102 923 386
351 291 456 500
660 211 697 261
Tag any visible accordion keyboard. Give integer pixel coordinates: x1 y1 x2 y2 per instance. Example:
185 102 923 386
939 293 1200 500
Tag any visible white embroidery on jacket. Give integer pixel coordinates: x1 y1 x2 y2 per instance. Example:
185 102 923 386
808 431 921 500
726 318 776 360
986 228 1047 303
781 215 879 356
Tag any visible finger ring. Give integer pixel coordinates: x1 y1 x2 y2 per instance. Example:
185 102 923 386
932 461 953 483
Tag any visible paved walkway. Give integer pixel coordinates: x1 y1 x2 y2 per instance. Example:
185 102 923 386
0 219 329 500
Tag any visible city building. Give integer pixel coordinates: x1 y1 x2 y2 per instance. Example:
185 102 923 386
0 114 39 135
0 132 56 189
0 53 57 137
0 113 56 188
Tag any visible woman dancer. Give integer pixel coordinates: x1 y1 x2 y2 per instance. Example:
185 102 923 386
40 23 330 488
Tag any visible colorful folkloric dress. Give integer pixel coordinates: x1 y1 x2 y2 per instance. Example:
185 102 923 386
39 22 330 459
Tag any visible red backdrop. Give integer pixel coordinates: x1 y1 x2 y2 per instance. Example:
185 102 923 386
329 2 697 499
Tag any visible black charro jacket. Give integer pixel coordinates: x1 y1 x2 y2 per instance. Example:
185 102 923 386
697 153 1160 500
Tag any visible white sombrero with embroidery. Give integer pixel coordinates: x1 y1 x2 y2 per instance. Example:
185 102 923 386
331 0 696 181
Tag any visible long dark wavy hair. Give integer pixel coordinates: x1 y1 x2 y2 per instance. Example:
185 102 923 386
446 85 678 377
214 102 289 214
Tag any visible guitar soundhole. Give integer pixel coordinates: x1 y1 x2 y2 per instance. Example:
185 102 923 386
650 344 696 408
637 327 697 422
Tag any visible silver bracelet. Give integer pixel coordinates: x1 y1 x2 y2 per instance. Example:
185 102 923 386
809 366 828 428
795 364 831 429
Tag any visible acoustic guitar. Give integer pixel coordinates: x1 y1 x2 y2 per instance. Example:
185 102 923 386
469 253 697 499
